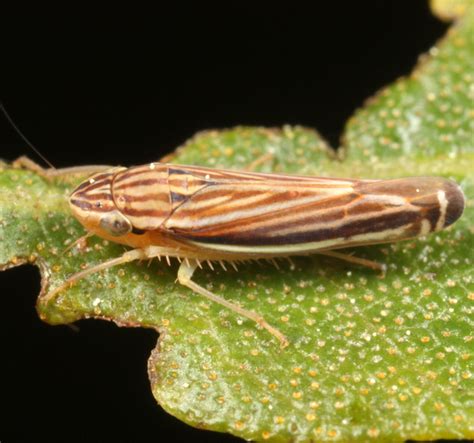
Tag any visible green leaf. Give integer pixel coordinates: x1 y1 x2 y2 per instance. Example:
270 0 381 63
1 3 473 443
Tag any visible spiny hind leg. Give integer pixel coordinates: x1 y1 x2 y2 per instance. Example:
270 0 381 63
43 245 290 347
13 156 113 180
318 250 386 273
177 260 289 348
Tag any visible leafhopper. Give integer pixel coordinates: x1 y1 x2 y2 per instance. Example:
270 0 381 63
28 158 464 348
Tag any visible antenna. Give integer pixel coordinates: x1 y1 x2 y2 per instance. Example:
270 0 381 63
0 101 56 169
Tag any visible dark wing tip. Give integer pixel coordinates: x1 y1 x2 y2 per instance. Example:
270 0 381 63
444 180 465 228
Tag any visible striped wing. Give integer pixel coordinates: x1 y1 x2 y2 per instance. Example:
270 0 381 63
162 165 438 255
71 162 463 256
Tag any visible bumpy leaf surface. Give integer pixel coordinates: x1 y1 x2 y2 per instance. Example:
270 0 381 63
0 2 472 441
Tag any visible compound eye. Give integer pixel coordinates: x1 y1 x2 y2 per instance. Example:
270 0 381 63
99 210 132 236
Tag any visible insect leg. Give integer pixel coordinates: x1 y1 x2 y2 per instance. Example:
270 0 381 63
177 260 289 348
42 249 148 303
318 250 386 273
62 231 95 254
13 156 112 180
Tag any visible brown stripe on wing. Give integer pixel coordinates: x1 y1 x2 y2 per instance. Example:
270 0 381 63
173 188 358 225
164 176 464 248
172 207 421 246
172 200 349 239
166 187 418 246
164 180 358 244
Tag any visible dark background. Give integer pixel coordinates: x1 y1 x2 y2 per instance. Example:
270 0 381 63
0 2 456 442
